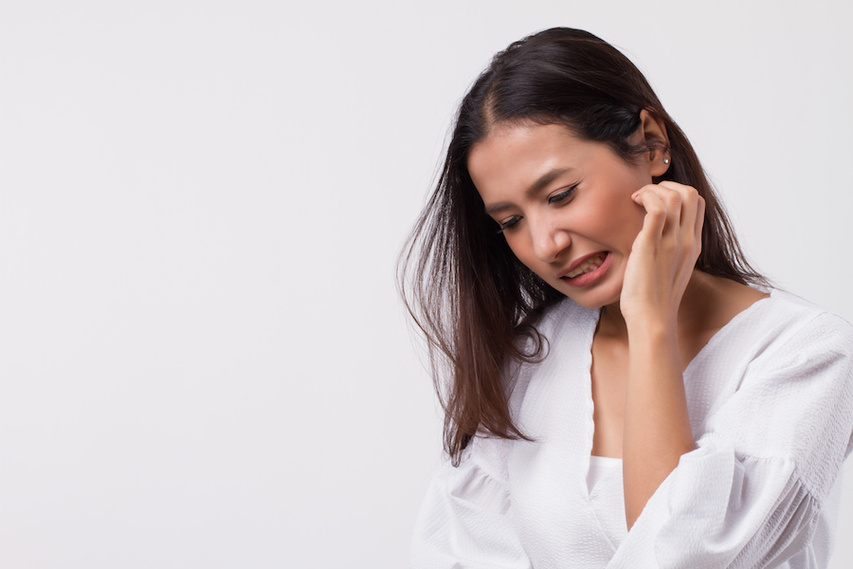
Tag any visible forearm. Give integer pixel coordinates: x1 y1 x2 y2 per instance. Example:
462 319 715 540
622 321 696 529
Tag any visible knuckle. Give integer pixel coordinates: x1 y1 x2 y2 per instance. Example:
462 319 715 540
647 206 666 219
661 189 682 204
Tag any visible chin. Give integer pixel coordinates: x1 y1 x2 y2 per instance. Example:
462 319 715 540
561 286 622 311
549 263 624 310
574 298 618 311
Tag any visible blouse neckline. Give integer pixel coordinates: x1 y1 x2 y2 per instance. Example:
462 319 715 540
583 287 775 461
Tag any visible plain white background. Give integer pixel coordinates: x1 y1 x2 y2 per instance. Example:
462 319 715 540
0 1 851 567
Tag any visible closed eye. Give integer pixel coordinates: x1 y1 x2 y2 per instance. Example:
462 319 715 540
548 185 578 204
496 216 521 234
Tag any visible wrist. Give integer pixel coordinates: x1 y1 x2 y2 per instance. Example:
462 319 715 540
625 316 677 344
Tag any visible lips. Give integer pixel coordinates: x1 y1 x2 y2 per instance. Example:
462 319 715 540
564 252 607 278
559 251 612 287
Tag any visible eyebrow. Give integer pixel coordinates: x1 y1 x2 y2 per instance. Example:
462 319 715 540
483 168 573 215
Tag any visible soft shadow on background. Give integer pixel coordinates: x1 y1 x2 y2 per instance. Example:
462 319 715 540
1 1 851 567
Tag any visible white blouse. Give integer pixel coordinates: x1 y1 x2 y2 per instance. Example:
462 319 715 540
587 456 626 547
411 289 853 568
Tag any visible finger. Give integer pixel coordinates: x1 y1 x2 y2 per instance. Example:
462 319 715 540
694 194 705 248
661 182 704 254
657 181 702 237
656 181 690 191
657 180 696 194
658 181 697 212
647 184 683 241
631 187 667 245
671 185 699 245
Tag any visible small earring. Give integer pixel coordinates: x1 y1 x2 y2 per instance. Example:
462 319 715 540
663 157 670 165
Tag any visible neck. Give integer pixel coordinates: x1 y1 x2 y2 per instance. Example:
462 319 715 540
597 270 716 340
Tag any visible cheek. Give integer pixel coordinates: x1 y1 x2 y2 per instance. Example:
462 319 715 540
603 194 646 247
503 234 530 263
620 206 646 240
504 234 545 273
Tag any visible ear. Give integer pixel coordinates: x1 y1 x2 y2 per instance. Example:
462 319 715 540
637 109 670 177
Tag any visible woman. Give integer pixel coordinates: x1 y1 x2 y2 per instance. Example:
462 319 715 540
401 28 853 567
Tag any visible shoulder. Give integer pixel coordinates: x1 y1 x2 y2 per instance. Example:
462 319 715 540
701 287 853 401
694 286 852 369
703 289 853 494
744 289 853 362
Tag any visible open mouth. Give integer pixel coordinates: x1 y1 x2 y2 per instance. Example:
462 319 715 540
564 252 607 279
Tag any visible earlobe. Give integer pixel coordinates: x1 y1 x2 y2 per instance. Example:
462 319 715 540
651 151 671 177
638 109 671 177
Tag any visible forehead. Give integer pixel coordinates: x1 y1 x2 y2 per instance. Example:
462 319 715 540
467 123 595 195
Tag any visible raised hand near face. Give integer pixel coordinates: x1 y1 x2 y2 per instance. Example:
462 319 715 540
619 181 705 329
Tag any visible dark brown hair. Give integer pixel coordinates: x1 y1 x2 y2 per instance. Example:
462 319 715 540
398 28 763 463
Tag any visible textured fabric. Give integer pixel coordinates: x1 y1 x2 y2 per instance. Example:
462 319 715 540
410 289 853 568
587 456 626 547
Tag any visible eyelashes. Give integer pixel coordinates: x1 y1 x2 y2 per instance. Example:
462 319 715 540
496 216 521 233
494 184 579 234
548 185 577 204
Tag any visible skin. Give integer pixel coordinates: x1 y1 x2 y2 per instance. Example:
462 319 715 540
468 113 768 530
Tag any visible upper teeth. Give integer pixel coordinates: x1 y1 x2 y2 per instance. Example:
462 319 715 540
567 254 606 278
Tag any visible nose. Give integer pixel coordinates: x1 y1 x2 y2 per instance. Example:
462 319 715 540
530 217 571 263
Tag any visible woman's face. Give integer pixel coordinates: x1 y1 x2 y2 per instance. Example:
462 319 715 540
467 122 655 310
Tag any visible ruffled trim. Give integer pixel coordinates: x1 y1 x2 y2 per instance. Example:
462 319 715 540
410 439 531 569
608 434 822 568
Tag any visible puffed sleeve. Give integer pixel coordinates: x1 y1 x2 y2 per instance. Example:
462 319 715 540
410 434 532 569
609 312 853 568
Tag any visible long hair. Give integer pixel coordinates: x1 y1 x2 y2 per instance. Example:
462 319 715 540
398 28 764 463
